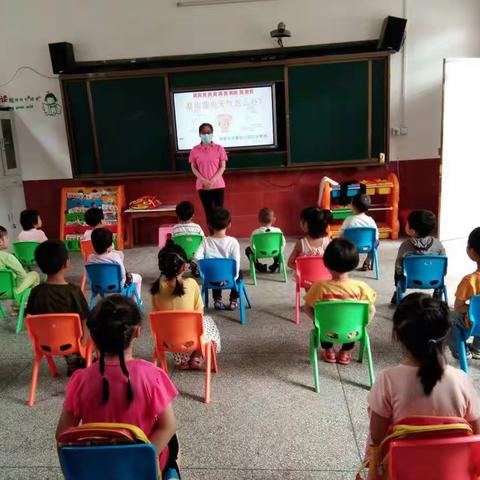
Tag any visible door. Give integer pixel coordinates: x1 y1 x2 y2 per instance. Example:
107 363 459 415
0 113 20 176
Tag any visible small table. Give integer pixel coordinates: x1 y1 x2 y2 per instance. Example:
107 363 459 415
123 206 176 248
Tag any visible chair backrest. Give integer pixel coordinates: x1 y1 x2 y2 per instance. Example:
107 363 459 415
251 232 284 258
12 241 40 264
149 310 203 353
388 435 480 480
172 234 203 261
469 295 480 337
85 264 123 295
26 314 83 357
59 444 158 480
80 240 95 263
313 300 369 344
295 256 331 289
403 254 448 289
198 258 237 289
342 227 376 253
0 269 15 300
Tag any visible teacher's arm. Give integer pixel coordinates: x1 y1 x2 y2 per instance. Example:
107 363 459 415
209 160 226 186
191 163 210 188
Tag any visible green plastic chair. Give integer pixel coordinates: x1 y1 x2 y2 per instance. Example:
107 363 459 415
249 232 287 285
0 269 32 333
12 241 40 270
172 234 203 262
309 300 374 392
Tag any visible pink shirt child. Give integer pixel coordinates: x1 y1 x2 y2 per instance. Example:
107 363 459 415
368 364 480 424
189 142 228 191
18 228 48 243
64 359 178 470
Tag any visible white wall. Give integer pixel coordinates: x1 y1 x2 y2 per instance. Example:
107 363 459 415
1 0 480 181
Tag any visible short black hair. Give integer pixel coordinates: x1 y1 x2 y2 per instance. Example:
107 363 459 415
85 207 104 228
35 240 68 275
199 122 214 133
176 201 195 221
208 207 231 231
91 228 113 254
468 227 480 256
0 225 7 241
323 237 359 273
407 210 436 237
20 209 40 230
351 193 371 213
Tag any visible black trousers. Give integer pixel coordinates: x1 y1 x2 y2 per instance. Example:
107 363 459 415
163 434 181 477
321 341 355 350
212 271 242 302
198 188 225 224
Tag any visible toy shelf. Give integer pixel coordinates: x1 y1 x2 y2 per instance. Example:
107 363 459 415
59 185 126 251
319 173 399 240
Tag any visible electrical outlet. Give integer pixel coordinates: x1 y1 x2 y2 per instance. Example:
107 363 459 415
400 126 408 135
391 127 401 136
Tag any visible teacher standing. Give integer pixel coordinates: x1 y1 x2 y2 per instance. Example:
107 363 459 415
189 123 228 224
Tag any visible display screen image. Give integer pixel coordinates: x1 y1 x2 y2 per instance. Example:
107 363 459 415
172 85 276 151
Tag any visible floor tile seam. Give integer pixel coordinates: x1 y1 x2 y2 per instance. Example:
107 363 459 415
337 365 363 463
181 467 357 473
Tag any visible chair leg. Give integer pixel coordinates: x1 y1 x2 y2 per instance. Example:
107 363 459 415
456 327 469 373
281 254 288 283
46 355 58 377
203 287 209 309
160 352 168 373
89 294 96 310
0 302 7 319
80 271 86 292
358 338 365 363
204 343 212 404
212 344 218 373
243 285 252 309
295 286 300 325
364 333 375 386
16 290 29 334
443 286 448 305
249 257 257 286
238 284 246 325
309 330 320 393
374 250 380 280
28 358 40 407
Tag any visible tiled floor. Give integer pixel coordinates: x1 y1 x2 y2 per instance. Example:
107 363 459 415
0 239 477 479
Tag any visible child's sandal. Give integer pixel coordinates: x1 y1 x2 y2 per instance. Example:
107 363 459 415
178 360 190 370
227 300 238 311
189 353 204 370
214 300 225 310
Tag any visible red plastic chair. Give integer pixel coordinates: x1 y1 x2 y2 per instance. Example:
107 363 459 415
149 310 218 404
26 314 92 406
388 435 480 479
295 256 332 324
80 240 95 292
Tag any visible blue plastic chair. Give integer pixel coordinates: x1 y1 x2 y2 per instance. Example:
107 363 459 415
342 227 380 280
198 258 252 325
85 264 142 310
59 444 158 479
454 294 480 373
396 255 448 304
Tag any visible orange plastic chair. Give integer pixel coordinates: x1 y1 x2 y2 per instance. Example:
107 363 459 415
149 310 218 404
26 313 92 406
295 256 332 324
80 240 95 292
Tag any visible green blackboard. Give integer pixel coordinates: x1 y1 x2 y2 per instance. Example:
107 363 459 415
90 77 171 173
372 59 387 157
288 60 385 164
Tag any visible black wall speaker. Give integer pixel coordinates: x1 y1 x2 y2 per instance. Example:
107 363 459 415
48 42 75 74
378 16 407 52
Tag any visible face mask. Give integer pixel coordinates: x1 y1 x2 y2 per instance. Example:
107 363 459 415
200 133 213 144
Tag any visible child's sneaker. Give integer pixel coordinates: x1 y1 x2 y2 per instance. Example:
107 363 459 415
322 349 336 363
337 350 351 365
227 300 238 311
214 300 225 310
163 468 180 480
469 346 480 359
451 349 473 360
254 261 268 273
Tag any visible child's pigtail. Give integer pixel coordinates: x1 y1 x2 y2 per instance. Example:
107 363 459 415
99 350 110 404
119 349 134 404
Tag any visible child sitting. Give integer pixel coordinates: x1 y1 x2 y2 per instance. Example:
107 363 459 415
83 207 104 240
448 227 480 360
194 207 241 311
304 238 376 365
151 240 221 370
56 295 181 479
17 209 48 242
245 207 285 273
340 193 379 271
172 201 204 237
26 240 89 375
392 209 446 304
367 293 480 474
0 225 40 299
287 207 332 270
87 228 142 301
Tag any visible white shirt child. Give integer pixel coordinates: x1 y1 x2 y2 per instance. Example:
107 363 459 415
195 236 241 278
250 226 285 247
17 229 48 243
172 222 204 237
341 213 379 240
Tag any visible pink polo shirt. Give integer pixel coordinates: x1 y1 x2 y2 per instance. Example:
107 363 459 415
189 142 228 191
